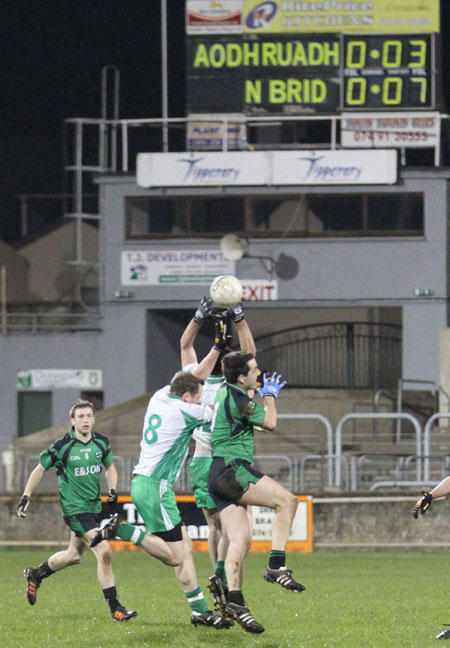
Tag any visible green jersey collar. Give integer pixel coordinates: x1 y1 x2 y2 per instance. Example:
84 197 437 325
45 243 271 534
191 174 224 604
168 393 181 401
207 375 224 384
226 382 248 396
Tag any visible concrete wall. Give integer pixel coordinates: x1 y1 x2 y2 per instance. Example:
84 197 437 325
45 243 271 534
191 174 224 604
2 495 448 549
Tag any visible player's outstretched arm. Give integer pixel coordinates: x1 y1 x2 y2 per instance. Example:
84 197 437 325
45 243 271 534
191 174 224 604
230 302 257 355
256 372 287 431
192 317 230 380
17 463 46 517
413 475 450 518
105 464 119 503
180 297 218 368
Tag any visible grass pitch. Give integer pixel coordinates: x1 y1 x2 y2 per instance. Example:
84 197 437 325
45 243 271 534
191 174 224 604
1 548 450 648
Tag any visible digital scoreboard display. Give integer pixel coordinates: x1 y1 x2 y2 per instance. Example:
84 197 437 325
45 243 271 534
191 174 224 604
185 0 441 116
187 33 437 114
343 35 432 110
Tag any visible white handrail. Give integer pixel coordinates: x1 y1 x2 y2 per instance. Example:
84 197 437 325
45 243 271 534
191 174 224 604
278 413 334 486
335 413 422 488
423 412 450 481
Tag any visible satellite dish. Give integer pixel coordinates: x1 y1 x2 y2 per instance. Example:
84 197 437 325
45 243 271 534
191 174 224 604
220 234 246 261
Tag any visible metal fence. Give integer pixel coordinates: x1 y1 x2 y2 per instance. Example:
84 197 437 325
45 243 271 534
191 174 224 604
15 412 450 494
255 322 401 389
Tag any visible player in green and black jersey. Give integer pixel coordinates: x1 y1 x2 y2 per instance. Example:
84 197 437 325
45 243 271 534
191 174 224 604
208 351 305 635
17 399 136 622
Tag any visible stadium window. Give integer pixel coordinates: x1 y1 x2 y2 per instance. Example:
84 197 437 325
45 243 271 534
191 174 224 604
190 198 245 233
125 193 424 239
307 195 364 232
367 194 423 232
126 197 186 237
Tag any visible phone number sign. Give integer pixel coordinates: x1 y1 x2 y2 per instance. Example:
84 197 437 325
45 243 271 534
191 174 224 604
341 112 440 148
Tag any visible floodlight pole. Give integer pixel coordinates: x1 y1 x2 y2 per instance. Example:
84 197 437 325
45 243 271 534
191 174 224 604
161 0 169 152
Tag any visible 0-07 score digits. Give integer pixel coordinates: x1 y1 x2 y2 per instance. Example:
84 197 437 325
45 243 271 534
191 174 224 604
345 77 428 107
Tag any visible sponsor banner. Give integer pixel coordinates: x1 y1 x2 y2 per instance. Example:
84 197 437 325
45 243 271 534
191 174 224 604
187 116 247 150
271 149 398 185
242 0 440 34
17 369 103 390
252 503 308 541
102 495 313 552
187 0 243 34
137 151 268 187
121 250 234 286
242 279 278 301
341 112 440 148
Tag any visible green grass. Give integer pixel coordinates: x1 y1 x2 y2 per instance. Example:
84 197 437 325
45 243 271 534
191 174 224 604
1 548 450 647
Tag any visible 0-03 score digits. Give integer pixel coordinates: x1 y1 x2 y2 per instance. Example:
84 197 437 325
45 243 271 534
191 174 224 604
343 35 432 110
345 38 428 69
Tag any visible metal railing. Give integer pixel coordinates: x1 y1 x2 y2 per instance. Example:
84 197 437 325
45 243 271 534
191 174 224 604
3 311 102 334
18 411 450 493
335 412 422 487
256 323 401 389
277 413 334 486
423 413 450 481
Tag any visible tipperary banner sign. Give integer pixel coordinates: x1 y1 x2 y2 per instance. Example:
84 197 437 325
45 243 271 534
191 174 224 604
137 149 398 187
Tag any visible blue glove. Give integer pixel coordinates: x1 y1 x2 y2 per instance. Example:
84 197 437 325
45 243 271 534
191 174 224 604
256 372 287 398
229 302 245 323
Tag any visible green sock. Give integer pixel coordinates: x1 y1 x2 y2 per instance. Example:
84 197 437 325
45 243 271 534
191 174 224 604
115 523 146 546
269 550 286 569
185 587 209 613
215 560 228 588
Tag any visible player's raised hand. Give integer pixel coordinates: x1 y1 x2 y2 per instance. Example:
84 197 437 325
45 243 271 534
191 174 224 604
214 318 232 351
17 495 30 518
413 491 433 519
194 297 214 325
228 302 245 323
256 371 287 398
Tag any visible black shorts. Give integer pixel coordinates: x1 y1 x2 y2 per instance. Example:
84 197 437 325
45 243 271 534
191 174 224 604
63 512 101 537
152 522 183 543
208 456 264 512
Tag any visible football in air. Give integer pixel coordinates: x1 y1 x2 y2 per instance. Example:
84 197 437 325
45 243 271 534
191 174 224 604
210 274 243 307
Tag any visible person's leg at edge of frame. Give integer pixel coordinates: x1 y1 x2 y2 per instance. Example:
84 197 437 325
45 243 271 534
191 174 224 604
203 507 228 589
87 531 137 622
240 475 306 592
219 503 265 634
24 532 85 605
175 526 234 630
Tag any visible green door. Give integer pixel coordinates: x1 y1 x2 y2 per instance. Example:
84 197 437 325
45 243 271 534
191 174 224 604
17 391 52 437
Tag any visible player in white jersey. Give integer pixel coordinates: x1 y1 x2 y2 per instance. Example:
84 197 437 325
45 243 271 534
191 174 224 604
91 314 233 630
180 298 256 611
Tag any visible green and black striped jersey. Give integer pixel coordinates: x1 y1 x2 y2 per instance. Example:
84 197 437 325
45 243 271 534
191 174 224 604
39 429 113 516
211 382 266 463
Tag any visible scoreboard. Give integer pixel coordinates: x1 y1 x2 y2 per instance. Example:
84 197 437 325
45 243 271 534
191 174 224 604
186 1 441 115
343 35 433 110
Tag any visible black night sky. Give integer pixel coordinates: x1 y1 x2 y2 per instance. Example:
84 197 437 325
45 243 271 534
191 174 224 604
1 1 449 244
